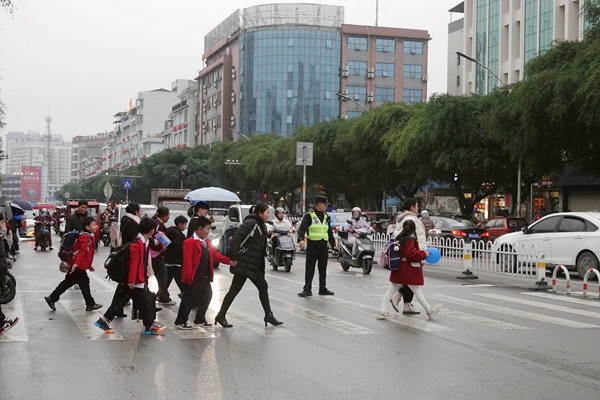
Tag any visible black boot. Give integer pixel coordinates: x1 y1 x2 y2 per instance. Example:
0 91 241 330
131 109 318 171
264 312 283 327
215 315 232 328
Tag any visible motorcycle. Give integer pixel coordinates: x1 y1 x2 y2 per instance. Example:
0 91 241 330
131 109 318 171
337 222 375 274
267 226 296 272
100 221 111 247
35 220 52 251
0 272 16 304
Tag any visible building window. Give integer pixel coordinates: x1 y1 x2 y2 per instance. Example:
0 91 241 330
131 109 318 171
376 62 395 77
348 36 367 51
457 76 461 86
347 86 367 101
376 38 395 52
348 61 367 76
403 89 422 104
375 87 395 102
346 111 363 119
402 64 422 79
539 0 554 52
403 40 423 54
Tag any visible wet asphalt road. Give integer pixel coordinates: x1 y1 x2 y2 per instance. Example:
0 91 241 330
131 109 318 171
1 233 600 400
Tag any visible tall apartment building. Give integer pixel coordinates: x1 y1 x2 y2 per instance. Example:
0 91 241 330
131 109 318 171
197 3 429 145
448 0 586 95
161 79 198 149
71 133 107 182
3 131 71 201
103 88 179 171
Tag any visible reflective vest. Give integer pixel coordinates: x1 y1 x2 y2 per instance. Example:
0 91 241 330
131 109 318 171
306 211 329 241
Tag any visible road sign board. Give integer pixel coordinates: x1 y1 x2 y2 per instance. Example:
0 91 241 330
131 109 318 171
296 142 314 166
123 178 132 190
103 182 113 199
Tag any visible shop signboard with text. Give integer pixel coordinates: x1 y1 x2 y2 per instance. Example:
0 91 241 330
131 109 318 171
20 166 42 202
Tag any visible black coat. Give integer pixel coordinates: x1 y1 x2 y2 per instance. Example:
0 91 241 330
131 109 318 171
229 214 267 280
120 215 139 246
164 226 185 265
65 211 87 233
0 236 7 279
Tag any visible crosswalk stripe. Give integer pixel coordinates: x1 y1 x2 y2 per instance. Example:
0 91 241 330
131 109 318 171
311 296 453 333
269 297 378 334
88 270 117 291
155 306 221 339
60 300 125 340
0 301 29 342
442 310 531 330
523 292 600 308
428 294 600 329
475 293 600 319
209 301 296 337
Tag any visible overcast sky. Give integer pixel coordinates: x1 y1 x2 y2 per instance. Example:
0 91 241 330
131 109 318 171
0 0 460 141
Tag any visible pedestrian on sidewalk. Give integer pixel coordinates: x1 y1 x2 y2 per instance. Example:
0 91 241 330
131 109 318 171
378 220 442 320
390 198 428 315
0 212 19 336
297 195 337 297
151 207 172 305
174 216 231 329
95 217 166 335
45 217 103 312
165 215 188 295
214 204 283 328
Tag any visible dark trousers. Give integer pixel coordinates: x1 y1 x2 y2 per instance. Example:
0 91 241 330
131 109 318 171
400 285 414 303
0 304 5 325
129 287 155 327
152 257 170 303
175 278 212 325
304 241 329 292
104 283 131 321
12 228 19 251
166 266 184 293
49 269 95 307
218 273 271 317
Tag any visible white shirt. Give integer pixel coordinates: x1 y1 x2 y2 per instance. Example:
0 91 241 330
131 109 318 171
193 232 208 247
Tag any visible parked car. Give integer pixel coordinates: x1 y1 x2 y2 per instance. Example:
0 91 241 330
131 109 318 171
427 216 489 252
362 212 390 234
485 217 528 242
494 212 600 279
21 210 38 238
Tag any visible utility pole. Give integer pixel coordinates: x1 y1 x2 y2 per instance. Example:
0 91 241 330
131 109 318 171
44 111 53 201
375 0 379 26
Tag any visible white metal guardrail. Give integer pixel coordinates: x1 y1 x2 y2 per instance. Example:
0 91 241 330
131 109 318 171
583 268 600 299
552 265 571 295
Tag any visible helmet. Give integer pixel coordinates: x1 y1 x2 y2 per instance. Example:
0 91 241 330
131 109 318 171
352 207 361 216
275 207 285 219
41 208 48 214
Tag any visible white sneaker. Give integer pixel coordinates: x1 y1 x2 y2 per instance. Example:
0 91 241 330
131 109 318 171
376 310 394 320
427 303 442 319
402 303 421 315
390 292 402 313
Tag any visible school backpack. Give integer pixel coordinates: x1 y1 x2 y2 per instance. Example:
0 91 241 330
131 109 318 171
220 221 259 256
104 243 132 282
58 231 81 262
381 239 402 271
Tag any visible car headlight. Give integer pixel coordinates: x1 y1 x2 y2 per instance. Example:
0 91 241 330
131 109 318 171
212 237 220 247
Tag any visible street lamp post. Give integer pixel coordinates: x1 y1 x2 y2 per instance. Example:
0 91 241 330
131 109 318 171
456 52 521 217
228 128 251 141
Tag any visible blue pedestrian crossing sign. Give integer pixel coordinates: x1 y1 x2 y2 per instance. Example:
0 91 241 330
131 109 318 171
123 178 132 190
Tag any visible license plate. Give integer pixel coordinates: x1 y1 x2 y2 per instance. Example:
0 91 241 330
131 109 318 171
468 234 480 239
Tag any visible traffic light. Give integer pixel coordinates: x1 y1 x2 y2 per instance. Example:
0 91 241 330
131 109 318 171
179 165 188 180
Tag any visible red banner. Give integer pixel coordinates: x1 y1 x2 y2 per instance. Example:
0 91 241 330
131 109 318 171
20 166 42 201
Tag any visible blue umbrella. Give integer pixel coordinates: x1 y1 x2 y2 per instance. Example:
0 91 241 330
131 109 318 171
10 199 33 211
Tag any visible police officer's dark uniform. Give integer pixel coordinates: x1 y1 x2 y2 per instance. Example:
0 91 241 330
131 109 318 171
297 195 336 297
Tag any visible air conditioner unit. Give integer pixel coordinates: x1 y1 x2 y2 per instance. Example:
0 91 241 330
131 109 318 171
342 66 349 72
341 90 348 96
231 72 236 80
230 116 235 121
226 47 231 55
367 68 374 73
341 115 348 120
367 92 374 97
367 96 374 102
230 119 236 127
422 76 429 82
367 72 374 78
231 94 236 103
342 71 349 77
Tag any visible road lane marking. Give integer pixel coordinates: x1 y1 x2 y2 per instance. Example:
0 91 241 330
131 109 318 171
60 300 124 340
475 293 600 319
523 292 600 308
87 270 118 291
442 310 531 330
0 301 28 342
209 301 296 337
428 295 600 329
311 296 453 333
155 306 221 339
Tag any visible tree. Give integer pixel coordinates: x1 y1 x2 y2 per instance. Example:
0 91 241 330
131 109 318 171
1 0 14 14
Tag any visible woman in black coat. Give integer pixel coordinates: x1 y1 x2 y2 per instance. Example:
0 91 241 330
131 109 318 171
215 203 282 328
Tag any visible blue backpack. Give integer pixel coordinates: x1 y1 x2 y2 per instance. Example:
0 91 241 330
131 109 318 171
381 239 402 271
58 231 80 262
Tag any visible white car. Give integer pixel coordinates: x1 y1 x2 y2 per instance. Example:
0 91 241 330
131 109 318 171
21 210 38 238
494 212 600 278
109 203 158 249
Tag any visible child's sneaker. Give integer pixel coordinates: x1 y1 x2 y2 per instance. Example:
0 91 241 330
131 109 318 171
427 303 443 319
0 317 20 335
144 323 167 335
175 322 193 330
375 310 394 320
93 318 115 334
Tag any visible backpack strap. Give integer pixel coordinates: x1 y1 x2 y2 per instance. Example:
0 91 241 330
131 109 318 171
239 221 258 249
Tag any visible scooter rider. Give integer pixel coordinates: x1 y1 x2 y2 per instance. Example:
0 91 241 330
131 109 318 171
344 207 372 260
268 207 293 248
34 208 53 251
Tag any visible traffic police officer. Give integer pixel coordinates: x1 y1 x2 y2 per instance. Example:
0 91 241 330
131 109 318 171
297 195 336 297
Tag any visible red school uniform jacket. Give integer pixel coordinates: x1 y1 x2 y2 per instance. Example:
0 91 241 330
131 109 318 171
71 233 95 271
389 239 428 286
181 237 231 285
128 237 149 285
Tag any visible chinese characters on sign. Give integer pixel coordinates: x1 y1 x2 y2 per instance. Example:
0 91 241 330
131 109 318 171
20 166 42 201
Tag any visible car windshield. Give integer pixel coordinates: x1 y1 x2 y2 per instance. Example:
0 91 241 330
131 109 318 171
141 206 156 218
440 217 478 228
507 218 528 228
331 212 352 223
